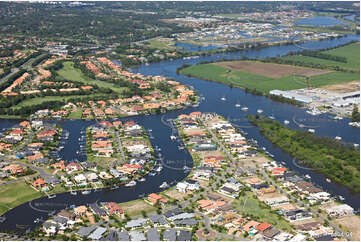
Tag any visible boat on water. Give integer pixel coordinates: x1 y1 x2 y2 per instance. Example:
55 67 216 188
338 195 345 201
149 171 157 176
241 106 248 111
155 166 163 172
170 135 177 140
284 120 290 125
335 136 342 140
333 116 343 120
0 216 6 223
326 178 331 183
304 174 311 180
235 103 241 107
308 129 315 133
268 115 275 120
125 181 137 187
159 182 169 189
221 97 226 101
183 165 191 170
70 191 77 195
138 177 146 182
257 109 263 114
81 190 91 195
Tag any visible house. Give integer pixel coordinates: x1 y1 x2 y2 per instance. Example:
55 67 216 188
74 174 87 185
89 203 107 217
147 228 160 241
177 230 192 241
147 193 168 205
117 231 130 241
176 180 200 193
57 209 76 221
285 209 312 221
163 229 176 241
125 218 148 229
129 231 146 241
66 162 82 173
88 227 106 240
33 178 46 188
45 176 61 186
149 214 168 225
242 220 260 236
325 204 354 218
43 222 58 235
74 206 88 216
85 172 98 182
173 218 198 226
76 225 97 238
104 202 123 216
262 227 280 239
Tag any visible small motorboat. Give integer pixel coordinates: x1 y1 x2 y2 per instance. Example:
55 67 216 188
326 178 331 183
235 103 241 107
257 109 263 114
304 174 311 180
149 171 157 176
70 191 77 195
284 120 290 125
138 177 146 182
81 190 91 195
308 129 315 133
170 135 177 140
159 182 169 189
125 181 137 187
338 195 345 201
241 106 248 111
155 166 163 172
221 97 226 101
335 136 342 140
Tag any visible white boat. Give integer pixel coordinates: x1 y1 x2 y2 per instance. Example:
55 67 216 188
149 172 157 176
170 135 177 140
241 106 248 111
81 190 91 195
338 195 345 201
335 136 342 140
268 115 275 120
235 103 241 107
221 97 226 101
183 165 191 170
138 178 146 182
159 182 169 189
334 116 343 120
284 120 290 125
155 166 163 172
257 109 263 114
308 129 315 133
305 174 311 180
326 178 331 183
125 181 137 187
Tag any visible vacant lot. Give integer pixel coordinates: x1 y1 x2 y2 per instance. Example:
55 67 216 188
180 62 359 93
281 42 360 71
216 61 330 78
118 199 156 217
335 215 360 241
0 181 41 215
322 80 360 93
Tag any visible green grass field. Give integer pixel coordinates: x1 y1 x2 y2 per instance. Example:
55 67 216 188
281 42 360 71
57 62 128 95
0 181 42 215
233 192 293 232
180 63 359 93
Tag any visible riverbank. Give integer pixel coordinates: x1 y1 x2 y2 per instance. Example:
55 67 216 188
248 115 360 193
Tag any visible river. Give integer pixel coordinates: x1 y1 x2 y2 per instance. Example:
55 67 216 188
0 34 359 233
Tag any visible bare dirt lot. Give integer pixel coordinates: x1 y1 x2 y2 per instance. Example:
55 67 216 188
321 80 360 93
216 61 330 78
335 215 360 241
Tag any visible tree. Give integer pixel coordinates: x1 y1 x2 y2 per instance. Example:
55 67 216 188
351 105 360 122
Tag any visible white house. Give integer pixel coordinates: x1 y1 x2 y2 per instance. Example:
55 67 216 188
74 174 87 185
325 204 354 218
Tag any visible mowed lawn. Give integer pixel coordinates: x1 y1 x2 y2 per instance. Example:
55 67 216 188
57 61 128 95
233 192 293 232
0 181 41 215
281 42 360 71
180 63 359 93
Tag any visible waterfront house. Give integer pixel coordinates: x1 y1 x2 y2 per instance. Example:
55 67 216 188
147 193 168 205
43 222 58 235
325 204 354 218
74 206 88 216
66 162 82 173
104 202 123 216
89 203 107 217
74 174 87 185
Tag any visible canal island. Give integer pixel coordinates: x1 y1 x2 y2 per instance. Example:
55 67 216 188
0 1 359 241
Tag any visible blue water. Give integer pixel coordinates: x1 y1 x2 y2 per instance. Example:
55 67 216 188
296 15 349 26
175 42 221 52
